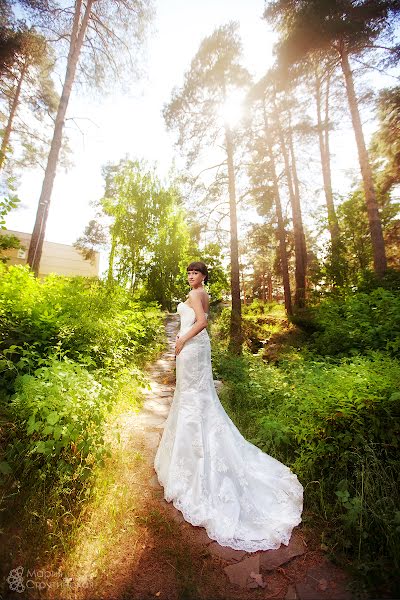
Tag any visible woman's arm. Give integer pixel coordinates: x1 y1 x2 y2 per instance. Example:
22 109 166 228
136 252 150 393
175 290 207 355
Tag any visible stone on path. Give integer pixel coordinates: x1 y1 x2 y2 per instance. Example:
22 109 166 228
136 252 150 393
208 542 247 562
224 554 260 588
259 530 306 570
135 412 165 428
214 380 223 393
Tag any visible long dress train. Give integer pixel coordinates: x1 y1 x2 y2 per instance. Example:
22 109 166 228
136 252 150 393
154 302 303 552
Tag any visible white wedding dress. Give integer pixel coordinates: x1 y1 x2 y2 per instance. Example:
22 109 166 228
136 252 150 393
154 302 303 552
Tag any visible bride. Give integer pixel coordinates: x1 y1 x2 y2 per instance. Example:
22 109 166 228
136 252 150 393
154 261 303 552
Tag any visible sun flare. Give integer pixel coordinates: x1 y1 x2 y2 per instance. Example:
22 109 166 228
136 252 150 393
218 90 246 127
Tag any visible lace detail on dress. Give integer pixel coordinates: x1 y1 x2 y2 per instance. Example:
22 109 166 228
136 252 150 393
154 302 303 553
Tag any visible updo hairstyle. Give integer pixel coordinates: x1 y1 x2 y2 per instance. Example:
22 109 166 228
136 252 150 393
186 261 209 285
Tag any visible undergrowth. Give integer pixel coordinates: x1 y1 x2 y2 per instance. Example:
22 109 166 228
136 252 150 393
0 264 165 584
211 297 400 596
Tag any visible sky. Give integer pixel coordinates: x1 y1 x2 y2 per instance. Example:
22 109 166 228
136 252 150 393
5 0 393 275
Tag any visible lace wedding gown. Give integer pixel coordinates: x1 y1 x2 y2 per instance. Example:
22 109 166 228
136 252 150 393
154 302 303 552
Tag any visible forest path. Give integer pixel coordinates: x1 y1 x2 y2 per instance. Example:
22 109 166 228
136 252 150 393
54 313 355 600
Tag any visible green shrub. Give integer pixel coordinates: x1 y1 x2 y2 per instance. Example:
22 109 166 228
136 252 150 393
212 301 288 352
310 288 400 356
3 357 118 490
212 336 400 587
0 264 164 391
0 264 165 531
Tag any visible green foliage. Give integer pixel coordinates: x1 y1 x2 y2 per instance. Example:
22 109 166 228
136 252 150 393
100 159 192 308
211 295 400 591
4 357 118 490
310 287 400 356
335 190 399 283
265 0 400 66
213 344 400 583
0 263 164 547
371 86 400 196
0 181 19 228
0 233 21 262
0 264 164 390
213 301 288 352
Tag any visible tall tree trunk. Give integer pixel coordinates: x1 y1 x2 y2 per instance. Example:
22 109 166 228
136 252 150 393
107 231 117 285
339 44 387 278
0 60 28 171
264 109 293 315
315 70 343 286
224 122 242 354
241 268 246 305
27 0 94 276
267 273 273 303
273 98 306 308
287 110 307 294
261 270 266 301
315 70 340 242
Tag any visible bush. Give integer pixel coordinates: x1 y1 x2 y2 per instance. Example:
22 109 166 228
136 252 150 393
211 304 400 590
0 264 164 391
3 357 118 491
310 288 400 356
212 301 288 353
0 264 165 527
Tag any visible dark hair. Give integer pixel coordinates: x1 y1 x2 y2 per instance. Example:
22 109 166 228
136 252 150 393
187 261 209 285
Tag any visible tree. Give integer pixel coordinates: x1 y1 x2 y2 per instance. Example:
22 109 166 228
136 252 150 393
246 79 293 314
264 0 400 278
23 0 153 276
99 159 192 309
163 22 251 353
371 86 400 196
144 193 191 311
74 219 108 263
0 27 58 172
101 159 163 290
309 57 347 286
337 189 399 283
270 85 307 308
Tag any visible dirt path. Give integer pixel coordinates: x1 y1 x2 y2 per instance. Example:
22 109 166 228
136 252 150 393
21 313 356 600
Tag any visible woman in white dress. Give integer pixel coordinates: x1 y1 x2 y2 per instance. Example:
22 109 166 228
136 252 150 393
154 261 303 552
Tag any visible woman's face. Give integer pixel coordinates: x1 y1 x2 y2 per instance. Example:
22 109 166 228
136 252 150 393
187 269 204 288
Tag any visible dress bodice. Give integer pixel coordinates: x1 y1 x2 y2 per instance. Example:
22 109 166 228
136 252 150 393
177 301 208 334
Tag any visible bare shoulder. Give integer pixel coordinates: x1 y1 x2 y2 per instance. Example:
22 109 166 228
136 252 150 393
188 288 208 301
188 289 209 311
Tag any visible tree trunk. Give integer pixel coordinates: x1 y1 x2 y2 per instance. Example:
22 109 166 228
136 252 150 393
315 70 340 242
264 109 293 315
315 70 344 286
107 234 117 285
267 273 273 302
287 110 307 301
224 122 242 354
339 44 387 278
27 0 94 276
273 98 306 309
0 60 28 171
261 271 266 301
